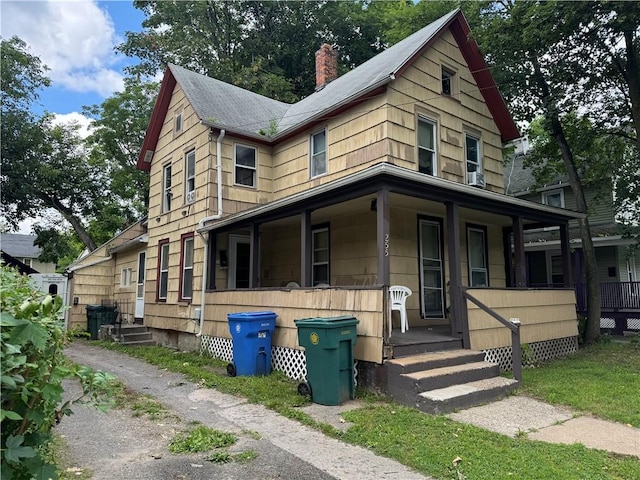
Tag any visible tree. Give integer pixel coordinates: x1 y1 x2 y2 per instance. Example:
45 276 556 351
83 77 158 219
471 0 640 343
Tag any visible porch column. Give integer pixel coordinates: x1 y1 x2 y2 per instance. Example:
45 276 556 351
249 223 260 288
208 232 217 290
560 222 573 287
446 201 469 347
376 188 390 286
301 210 312 287
502 226 513 287
512 216 526 287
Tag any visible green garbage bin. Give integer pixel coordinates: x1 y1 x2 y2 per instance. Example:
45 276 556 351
295 316 359 406
86 304 118 340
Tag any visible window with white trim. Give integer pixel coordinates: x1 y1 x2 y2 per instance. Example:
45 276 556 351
542 189 565 208
180 235 194 301
465 134 482 174
310 129 327 178
162 164 172 212
417 116 437 176
312 226 329 286
120 268 133 287
157 240 169 301
185 150 196 204
467 225 488 287
234 144 257 187
442 67 455 96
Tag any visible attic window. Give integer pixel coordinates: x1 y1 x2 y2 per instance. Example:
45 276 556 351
175 111 183 134
441 67 455 96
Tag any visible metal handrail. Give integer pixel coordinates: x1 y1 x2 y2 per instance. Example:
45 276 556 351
462 288 522 382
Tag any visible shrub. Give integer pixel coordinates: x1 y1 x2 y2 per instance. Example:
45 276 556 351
1 265 112 479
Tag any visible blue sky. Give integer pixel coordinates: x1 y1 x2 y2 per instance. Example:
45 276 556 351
1 0 146 232
1 0 145 121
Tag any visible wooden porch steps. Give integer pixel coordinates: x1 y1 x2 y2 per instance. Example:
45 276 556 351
386 349 518 414
113 324 156 347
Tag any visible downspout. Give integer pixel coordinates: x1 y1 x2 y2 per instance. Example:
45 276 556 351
196 128 225 337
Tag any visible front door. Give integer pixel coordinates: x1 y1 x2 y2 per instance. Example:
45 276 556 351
419 218 445 318
228 235 251 288
135 251 146 320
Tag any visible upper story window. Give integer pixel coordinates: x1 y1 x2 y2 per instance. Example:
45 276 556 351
442 67 455 96
157 239 170 301
542 189 565 208
234 144 257 187
465 134 481 174
180 234 194 301
310 129 327 178
417 116 437 176
174 111 183 134
185 149 196 204
162 163 172 213
312 226 329 286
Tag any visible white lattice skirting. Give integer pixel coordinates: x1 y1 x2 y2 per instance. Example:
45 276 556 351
200 335 358 385
600 317 640 330
483 336 579 372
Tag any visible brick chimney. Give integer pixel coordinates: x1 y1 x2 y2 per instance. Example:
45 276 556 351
315 43 337 91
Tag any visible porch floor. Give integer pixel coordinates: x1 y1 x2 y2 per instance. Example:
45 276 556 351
388 325 461 357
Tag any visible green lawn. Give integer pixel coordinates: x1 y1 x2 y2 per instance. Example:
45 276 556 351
518 339 640 427
84 339 639 480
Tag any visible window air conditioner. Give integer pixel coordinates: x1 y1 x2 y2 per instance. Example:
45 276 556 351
186 190 195 204
467 171 486 188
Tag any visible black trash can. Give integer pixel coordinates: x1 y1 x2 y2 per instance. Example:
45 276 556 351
86 304 118 340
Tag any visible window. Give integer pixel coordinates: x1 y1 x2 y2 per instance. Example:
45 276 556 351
162 164 172 212
157 239 170 301
465 134 481 174
542 189 565 208
312 226 329 286
550 254 564 286
442 67 455 96
234 144 256 187
180 234 194 301
175 111 183 134
467 225 488 287
120 268 133 287
310 129 327 177
21 258 32 267
417 116 437 176
185 150 196 204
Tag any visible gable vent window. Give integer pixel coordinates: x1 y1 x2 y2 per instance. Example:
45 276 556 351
175 111 183 134
442 68 455 96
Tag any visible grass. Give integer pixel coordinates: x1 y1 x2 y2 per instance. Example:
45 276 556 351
42 434 92 480
169 425 236 453
518 339 640 426
93 340 640 480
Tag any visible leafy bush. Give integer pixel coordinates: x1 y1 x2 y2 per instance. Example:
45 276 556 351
1 266 112 479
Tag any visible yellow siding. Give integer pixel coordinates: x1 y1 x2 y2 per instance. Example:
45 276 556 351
466 288 578 350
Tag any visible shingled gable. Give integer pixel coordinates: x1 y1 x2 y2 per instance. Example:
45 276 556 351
137 8 518 171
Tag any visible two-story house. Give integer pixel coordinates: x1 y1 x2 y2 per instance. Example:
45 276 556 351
505 148 640 334
67 10 585 410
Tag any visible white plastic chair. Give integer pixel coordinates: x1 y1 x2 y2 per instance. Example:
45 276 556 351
389 286 412 333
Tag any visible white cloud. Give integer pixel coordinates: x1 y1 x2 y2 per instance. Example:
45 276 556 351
52 112 93 138
1 0 124 98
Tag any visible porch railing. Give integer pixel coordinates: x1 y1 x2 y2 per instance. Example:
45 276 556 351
462 288 522 382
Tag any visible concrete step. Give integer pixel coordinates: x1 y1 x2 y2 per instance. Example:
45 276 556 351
415 377 519 414
400 361 500 392
387 349 486 375
120 332 153 343
118 325 149 335
118 339 156 347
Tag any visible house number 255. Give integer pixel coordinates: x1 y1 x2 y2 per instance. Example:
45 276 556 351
384 233 390 256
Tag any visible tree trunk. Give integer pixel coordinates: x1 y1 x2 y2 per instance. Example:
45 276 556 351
534 61 601 343
624 31 640 154
46 195 97 252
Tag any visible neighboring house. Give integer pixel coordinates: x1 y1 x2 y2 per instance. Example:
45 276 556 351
66 220 148 330
505 149 640 333
0 233 56 273
69 10 585 405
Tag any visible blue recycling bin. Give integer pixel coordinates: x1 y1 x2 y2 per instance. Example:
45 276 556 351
227 311 277 377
